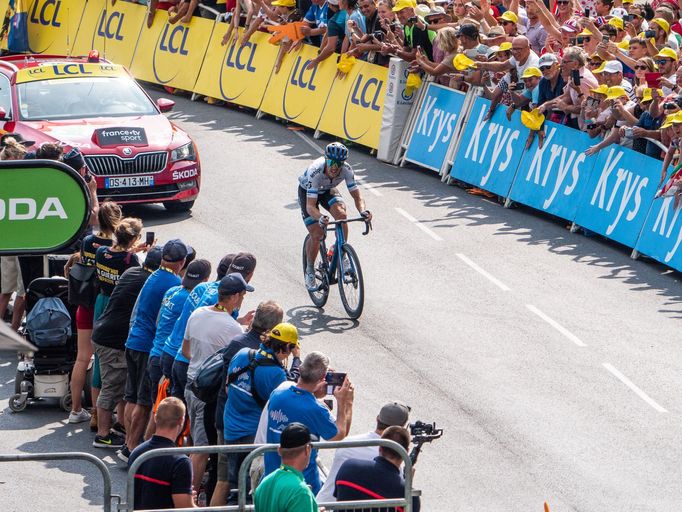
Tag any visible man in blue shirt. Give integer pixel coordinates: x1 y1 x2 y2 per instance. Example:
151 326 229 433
223 323 300 505
119 239 189 463
264 351 355 494
334 426 420 511
302 0 328 47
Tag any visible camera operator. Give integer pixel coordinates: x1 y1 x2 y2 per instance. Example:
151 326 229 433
333 426 421 511
316 401 410 503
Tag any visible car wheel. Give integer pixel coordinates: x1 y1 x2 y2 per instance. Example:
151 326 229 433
163 200 194 213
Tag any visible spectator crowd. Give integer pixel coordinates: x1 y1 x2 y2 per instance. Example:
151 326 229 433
0 138 419 511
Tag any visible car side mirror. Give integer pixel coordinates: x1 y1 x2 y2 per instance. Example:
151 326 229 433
0 106 8 120
157 98 175 113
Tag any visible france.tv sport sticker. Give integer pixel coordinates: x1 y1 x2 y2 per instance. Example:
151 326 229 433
95 127 148 147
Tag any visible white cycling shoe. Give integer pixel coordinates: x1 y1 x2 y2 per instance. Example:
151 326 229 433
305 270 317 291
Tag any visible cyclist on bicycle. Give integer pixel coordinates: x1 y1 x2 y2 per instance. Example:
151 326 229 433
298 142 372 290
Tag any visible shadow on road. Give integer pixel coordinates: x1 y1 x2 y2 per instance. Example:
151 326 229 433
286 306 359 337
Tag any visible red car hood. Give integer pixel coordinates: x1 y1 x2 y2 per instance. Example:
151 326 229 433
19 115 181 153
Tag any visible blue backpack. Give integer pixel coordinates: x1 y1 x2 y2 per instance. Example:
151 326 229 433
26 297 72 348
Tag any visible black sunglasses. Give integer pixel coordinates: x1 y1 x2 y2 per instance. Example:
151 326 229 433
539 65 553 71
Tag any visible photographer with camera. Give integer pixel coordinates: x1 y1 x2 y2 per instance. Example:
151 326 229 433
333 426 421 511
316 401 410 503
263 351 354 495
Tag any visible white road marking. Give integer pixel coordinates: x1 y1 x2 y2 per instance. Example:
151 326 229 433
293 130 324 153
394 207 443 241
602 363 668 413
456 253 511 292
526 304 586 347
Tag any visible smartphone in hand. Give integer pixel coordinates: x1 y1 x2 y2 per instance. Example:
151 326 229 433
571 69 581 86
146 232 155 246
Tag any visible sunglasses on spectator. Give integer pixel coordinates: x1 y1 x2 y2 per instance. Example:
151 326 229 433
539 65 553 71
585 124 598 130
588 61 602 66
656 59 671 65
556 1 569 4
502 20 514 25
663 102 679 110
634 65 649 70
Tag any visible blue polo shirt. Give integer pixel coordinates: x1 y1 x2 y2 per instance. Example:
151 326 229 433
166 281 212 362
223 345 286 441
264 385 338 494
150 285 190 358
125 267 181 353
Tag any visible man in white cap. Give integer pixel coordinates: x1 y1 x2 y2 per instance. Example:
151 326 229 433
602 60 635 100
316 401 410 503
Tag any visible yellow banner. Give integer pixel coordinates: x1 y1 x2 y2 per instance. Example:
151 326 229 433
259 45 336 129
71 0 145 68
26 0 83 54
129 14 215 92
193 28 278 110
15 62 129 83
316 61 387 150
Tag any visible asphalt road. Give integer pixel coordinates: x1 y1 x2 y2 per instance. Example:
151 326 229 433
1 86 681 512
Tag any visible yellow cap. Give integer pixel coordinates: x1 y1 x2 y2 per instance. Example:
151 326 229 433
498 11 518 24
661 112 682 128
608 17 624 31
592 62 606 74
269 322 299 345
651 18 670 34
640 88 661 103
521 108 545 131
656 47 679 61
617 40 630 50
578 29 593 37
521 66 542 79
272 0 296 6
452 53 477 70
590 84 609 95
392 0 416 12
622 0 633 4
497 41 513 52
606 86 627 100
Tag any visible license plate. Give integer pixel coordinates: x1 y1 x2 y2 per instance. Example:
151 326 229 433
105 176 154 188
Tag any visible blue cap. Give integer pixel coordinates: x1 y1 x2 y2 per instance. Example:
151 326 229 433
144 246 163 270
162 239 189 263
219 272 254 295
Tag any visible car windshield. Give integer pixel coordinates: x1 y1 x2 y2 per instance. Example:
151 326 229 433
17 76 158 121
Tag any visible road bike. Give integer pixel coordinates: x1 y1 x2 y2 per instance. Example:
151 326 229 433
302 216 372 319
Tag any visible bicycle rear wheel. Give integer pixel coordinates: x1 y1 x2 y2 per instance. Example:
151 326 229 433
337 243 364 319
302 234 330 308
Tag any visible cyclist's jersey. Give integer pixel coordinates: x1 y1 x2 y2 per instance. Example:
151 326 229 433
298 157 358 199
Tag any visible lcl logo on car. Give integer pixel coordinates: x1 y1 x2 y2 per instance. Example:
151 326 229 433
122 147 133 156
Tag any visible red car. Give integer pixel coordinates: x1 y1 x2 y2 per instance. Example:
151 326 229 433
0 54 200 212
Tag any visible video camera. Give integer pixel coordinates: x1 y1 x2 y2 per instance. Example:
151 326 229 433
408 421 443 465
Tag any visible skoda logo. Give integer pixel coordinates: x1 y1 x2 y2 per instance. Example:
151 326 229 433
122 147 133 156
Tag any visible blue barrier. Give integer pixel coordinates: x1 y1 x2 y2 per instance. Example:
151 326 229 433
573 146 659 248
400 85 682 274
404 83 466 172
635 195 682 269
508 122 595 221
449 96 525 198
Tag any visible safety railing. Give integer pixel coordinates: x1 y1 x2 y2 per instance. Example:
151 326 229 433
125 438 415 512
0 451 117 512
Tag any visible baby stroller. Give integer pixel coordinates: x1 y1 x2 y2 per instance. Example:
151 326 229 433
9 277 91 412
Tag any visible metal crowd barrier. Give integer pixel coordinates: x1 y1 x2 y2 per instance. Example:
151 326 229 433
125 438 416 512
0 452 117 512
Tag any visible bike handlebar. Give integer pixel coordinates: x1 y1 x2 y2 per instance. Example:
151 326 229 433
323 216 373 236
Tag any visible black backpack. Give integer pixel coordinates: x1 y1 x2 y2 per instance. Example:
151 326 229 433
68 262 98 308
190 345 231 403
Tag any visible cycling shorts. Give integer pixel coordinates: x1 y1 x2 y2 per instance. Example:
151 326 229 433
298 185 344 226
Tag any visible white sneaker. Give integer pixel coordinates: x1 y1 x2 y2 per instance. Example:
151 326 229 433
68 408 91 424
305 270 317 291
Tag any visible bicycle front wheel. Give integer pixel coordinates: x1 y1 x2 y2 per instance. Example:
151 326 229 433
337 243 364 319
302 234 330 308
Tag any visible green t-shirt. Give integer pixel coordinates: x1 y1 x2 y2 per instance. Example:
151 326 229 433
254 465 317 512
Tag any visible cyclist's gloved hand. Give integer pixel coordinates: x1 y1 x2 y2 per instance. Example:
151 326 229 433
319 215 329 227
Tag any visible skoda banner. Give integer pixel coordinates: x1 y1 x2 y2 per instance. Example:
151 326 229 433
0 160 90 255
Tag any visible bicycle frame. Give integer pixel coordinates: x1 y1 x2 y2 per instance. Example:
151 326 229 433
320 217 371 280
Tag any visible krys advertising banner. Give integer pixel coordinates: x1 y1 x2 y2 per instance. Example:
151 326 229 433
574 145 659 248
130 14 215 92
404 83 466 173
27 0 83 54
193 28 279 110
635 192 682 273
72 0 146 68
0 160 90 255
449 95 526 198
260 44 337 130
509 122 597 221
317 60 387 150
